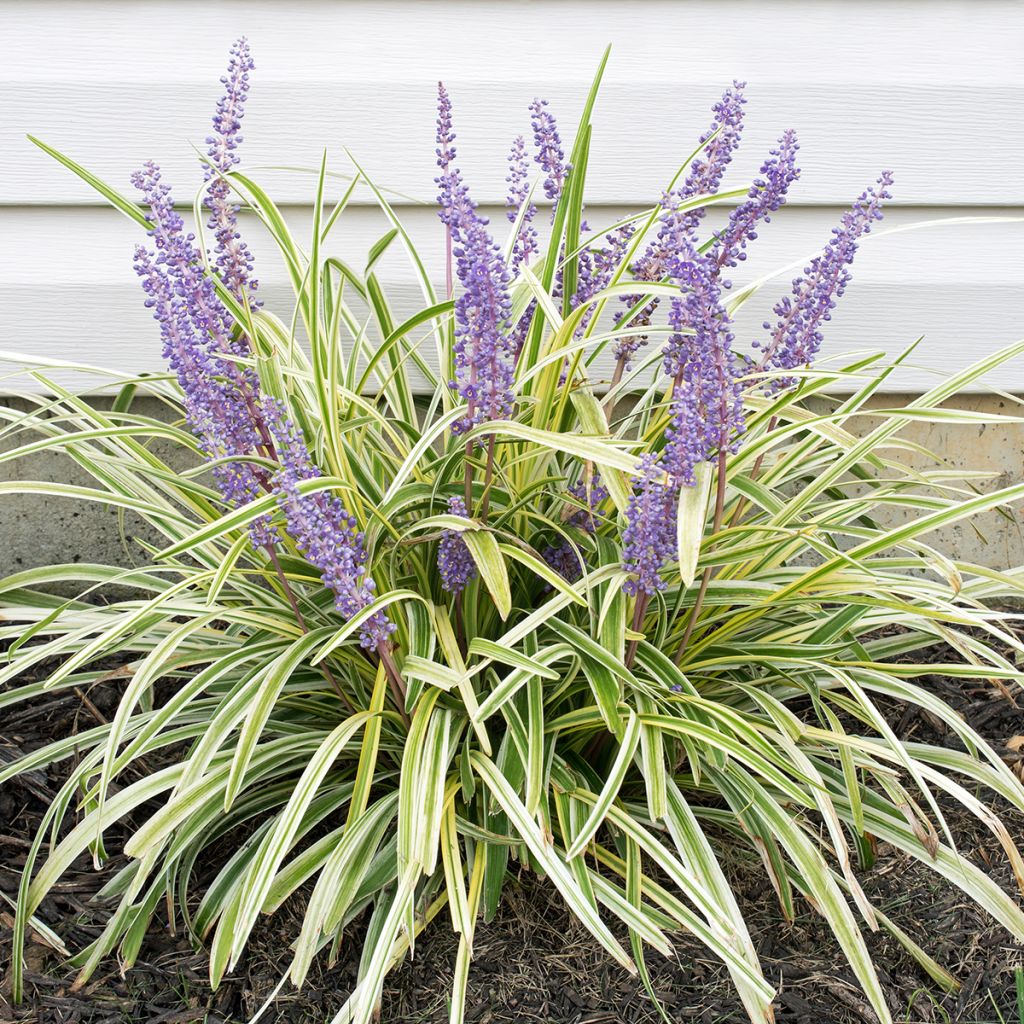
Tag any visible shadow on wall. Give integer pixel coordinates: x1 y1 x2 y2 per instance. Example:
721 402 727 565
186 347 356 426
1 393 1022 593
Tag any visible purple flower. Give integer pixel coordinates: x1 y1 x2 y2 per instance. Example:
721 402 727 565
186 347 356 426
507 98 568 355
206 37 254 179
684 81 748 202
620 233 746 595
506 135 538 275
541 539 582 583
663 240 745 461
659 380 703 489
264 399 394 650
530 98 567 213
131 161 274 546
541 472 607 583
438 497 478 595
435 83 466 232
566 472 609 531
204 37 259 308
622 454 678 597
713 129 800 278
571 225 635 339
436 85 516 434
757 172 893 386
614 82 747 368
132 162 249 373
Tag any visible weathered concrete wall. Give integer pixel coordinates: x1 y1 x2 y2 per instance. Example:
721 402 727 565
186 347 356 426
0 398 191 583
1 394 1021 584
815 393 1024 570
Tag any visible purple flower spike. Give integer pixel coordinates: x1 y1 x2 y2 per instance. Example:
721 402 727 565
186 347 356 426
204 37 260 308
529 98 568 214
438 497 478 595
132 162 249 368
757 172 893 387
435 83 464 224
622 454 678 597
505 134 540 355
614 82 747 368
664 240 745 459
133 241 274 546
206 38 255 178
685 81 748 202
660 380 703 489
131 161 274 546
713 129 800 277
264 400 394 650
450 217 515 433
571 225 635 339
436 85 516 434
507 135 538 275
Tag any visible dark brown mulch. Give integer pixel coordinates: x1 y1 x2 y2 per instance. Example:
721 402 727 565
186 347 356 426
3 647 1024 1023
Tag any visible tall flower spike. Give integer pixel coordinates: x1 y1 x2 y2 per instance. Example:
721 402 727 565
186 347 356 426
530 98 568 215
659 379 704 489
571 224 635 340
451 224 515 433
622 454 678 597
614 82 747 368
438 497 478 595
132 162 251 375
132 163 274 547
757 172 893 387
713 129 800 278
684 81 748 202
664 239 745 462
506 135 538 276
204 37 260 309
435 83 466 232
264 399 394 650
566 472 609 531
436 85 516 434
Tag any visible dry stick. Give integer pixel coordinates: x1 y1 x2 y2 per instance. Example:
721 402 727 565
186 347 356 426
675 446 728 665
265 545 356 714
603 353 628 423
625 592 649 670
377 642 411 729
479 434 497 520
463 437 475 508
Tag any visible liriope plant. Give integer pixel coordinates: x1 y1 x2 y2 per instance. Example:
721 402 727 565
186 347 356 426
3 39 1024 1024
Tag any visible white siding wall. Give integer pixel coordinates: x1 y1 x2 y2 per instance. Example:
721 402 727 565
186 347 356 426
2 0 1023 391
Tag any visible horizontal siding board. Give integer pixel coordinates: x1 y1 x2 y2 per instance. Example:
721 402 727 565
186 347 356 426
8 0 1023 84
3 1 1024 206
2 0 1023 390
3 204 1022 392
7 80 1024 207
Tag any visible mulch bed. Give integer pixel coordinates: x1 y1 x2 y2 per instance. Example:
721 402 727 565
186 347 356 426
3 647 1024 1023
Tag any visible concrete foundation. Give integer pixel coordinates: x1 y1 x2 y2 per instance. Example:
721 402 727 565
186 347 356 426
1 394 1021 585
